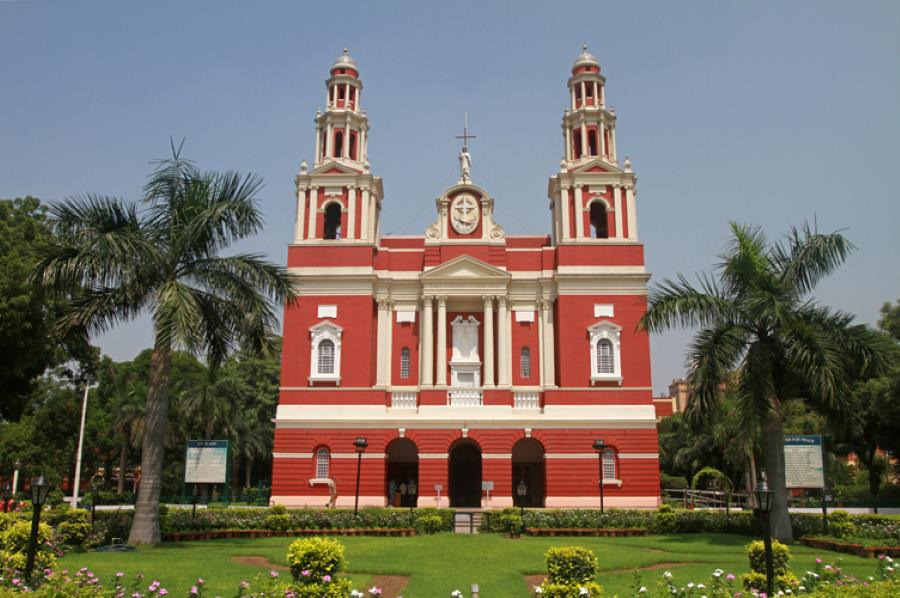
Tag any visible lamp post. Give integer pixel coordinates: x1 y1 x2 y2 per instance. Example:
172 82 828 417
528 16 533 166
516 479 527 518
353 437 368 516
754 475 775 597
90 484 100 526
192 484 200 518
592 439 606 514
71 376 95 508
25 474 51 582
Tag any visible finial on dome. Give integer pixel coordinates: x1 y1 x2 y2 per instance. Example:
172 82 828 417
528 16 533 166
331 47 358 71
582 42 588 53
573 44 600 71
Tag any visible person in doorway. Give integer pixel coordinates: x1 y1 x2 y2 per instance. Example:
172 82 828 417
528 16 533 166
388 480 397 506
399 481 408 507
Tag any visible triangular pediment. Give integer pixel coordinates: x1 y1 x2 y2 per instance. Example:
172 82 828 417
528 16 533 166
571 158 622 174
310 161 363 176
420 255 510 280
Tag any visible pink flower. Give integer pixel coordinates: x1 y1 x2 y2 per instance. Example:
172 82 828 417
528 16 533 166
726 573 736 581
323 575 332 582
301 570 310 577
196 578 205 586
116 572 125 578
816 558 822 564
269 570 279 578
159 590 168 596
190 587 199 595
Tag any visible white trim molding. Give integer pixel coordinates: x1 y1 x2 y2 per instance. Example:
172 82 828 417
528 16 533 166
588 320 623 384
309 320 343 383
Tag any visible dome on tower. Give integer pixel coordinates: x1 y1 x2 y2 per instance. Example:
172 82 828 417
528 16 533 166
331 48 358 71
572 44 600 72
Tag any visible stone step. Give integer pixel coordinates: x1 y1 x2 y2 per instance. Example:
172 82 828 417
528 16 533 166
453 510 483 534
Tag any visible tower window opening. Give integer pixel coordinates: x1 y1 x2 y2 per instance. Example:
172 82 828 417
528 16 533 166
587 129 598 156
573 131 582 159
604 128 611 157
596 338 614 374
574 85 583 107
400 347 411 379
590 202 609 239
338 84 346 100
316 447 330 478
349 131 358 160
333 131 344 158
318 339 335 374
324 203 342 239
520 347 531 379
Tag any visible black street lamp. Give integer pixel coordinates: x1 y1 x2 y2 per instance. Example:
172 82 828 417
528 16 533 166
754 475 775 596
191 484 200 518
517 479 527 518
90 484 100 527
353 437 368 516
25 474 51 582
592 439 606 514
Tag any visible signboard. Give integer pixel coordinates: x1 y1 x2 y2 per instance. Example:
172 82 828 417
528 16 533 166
481 481 494 491
784 435 824 488
185 440 228 484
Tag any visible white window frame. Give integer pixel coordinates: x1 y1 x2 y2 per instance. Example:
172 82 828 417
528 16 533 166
400 347 411 379
309 320 343 383
588 320 622 384
602 448 617 480
520 347 531 379
315 447 330 479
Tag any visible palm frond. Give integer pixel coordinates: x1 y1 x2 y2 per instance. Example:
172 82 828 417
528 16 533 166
718 222 774 299
684 323 749 426
639 273 738 332
773 223 855 297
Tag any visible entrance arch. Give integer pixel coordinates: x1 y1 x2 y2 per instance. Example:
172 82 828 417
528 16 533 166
385 438 418 507
512 438 546 508
449 439 482 507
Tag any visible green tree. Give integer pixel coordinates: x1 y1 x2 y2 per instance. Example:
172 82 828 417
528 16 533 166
0 197 94 422
32 144 296 544
639 223 889 542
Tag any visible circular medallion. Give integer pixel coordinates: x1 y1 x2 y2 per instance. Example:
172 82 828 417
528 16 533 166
450 194 479 235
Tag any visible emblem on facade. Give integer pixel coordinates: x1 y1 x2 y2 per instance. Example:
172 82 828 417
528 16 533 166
450 194 479 235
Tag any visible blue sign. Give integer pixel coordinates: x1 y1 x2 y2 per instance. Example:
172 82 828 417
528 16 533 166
185 440 229 484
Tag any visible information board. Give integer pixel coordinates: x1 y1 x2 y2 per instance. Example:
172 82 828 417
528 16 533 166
184 440 228 484
784 435 824 488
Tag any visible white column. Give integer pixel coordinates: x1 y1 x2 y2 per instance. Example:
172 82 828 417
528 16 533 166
347 187 356 240
344 115 351 158
295 188 306 243
626 186 637 240
565 127 572 162
610 127 617 161
593 81 599 105
571 86 576 110
360 126 367 164
435 296 448 386
580 81 586 107
580 123 587 158
574 186 585 239
422 296 434 386
542 300 556 386
536 301 545 387
560 187 570 241
497 296 509 387
376 299 389 387
613 185 623 239
307 187 318 239
384 302 394 387
600 123 607 157
360 187 370 241
483 296 495 388
325 124 333 158
314 127 322 166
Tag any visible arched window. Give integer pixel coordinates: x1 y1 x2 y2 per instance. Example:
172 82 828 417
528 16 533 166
602 448 617 480
587 129 598 156
318 339 335 374
596 338 614 374
573 130 582 159
324 203 342 240
400 347 411 379
520 347 531 379
590 202 608 238
315 447 330 479
349 131 358 160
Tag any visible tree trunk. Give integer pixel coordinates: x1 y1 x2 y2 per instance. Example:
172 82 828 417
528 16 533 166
245 459 252 489
127 340 172 545
868 465 881 499
117 442 127 495
762 413 793 543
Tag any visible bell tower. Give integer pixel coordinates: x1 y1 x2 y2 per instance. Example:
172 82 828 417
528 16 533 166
548 45 638 245
293 49 384 244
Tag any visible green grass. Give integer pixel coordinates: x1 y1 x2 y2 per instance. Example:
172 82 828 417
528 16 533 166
59 533 881 597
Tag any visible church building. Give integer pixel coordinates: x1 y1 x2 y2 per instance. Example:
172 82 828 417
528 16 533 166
272 47 660 509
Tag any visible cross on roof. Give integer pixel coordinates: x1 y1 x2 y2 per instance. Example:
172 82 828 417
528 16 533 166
455 112 476 148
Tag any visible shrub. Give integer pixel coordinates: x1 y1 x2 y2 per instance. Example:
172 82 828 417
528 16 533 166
0 519 56 572
741 571 799 593
417 513 444 534
828 509 856 538
288 577 355 597
691 466 730 490
55 508 91 547
746 539 791 576
652 504 678 533
660 473 688 490
545 546 598 585
496 508 524 535
413 507 453 533
287 536 346 582
537 581 603 597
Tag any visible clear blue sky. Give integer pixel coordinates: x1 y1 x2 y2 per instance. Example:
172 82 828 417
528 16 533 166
3 1 899 394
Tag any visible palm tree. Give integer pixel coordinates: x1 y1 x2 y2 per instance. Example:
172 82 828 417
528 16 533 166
33 143 296 544
639 223 889 542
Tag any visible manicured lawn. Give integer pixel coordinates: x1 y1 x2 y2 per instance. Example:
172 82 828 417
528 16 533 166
60 533 881 597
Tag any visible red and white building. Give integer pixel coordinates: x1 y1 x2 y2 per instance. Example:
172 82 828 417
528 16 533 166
272 47 660 509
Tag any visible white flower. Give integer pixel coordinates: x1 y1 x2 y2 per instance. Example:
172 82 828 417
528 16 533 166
639 588 647 593
799 587 806 592
697 583 705 589
533 587 543 594
713 569 724 577
350 592 364 598
663 571 673 580
687 582 695 588
578 588 589 596
451 592 463 598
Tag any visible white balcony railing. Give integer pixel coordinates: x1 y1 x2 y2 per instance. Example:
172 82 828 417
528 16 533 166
513 391 541 409
448 388 483 407
391 392 417 409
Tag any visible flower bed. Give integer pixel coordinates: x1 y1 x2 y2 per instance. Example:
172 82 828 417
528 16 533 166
800 536 900 558
163 527 416 541
524 527 648 537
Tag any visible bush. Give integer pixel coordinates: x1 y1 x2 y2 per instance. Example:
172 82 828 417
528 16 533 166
0 519 56 573
417 513 444 534
496 508 524 535
55 508 91 547
828 509 856 538
537 581 603 597
288 578 355 597
265 504 292 531
652 504 678 533
746 539 791 576
660 473 688 490
545 546 598 585
287 536 346 582
413 508 453 533
741 571 799 593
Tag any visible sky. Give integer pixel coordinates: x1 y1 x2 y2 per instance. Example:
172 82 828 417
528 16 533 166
2 0 899 394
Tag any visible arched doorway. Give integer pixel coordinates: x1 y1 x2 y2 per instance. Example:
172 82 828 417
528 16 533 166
385 438 418 507
449 440 482 507
512 438 546 508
